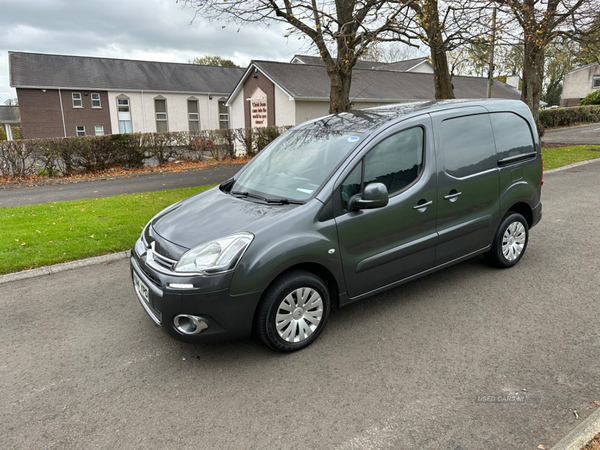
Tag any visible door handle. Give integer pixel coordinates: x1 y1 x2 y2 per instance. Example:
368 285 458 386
444 190 462 202
413 200 432 212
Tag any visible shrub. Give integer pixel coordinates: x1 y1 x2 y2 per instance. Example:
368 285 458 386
0 127 6 141
579 90 600 106
539 105 600 128
12 126 22 140
0 126 287 179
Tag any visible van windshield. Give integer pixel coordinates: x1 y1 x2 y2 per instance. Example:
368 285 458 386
232 127 364 202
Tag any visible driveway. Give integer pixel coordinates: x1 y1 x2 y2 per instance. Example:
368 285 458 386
1 162 599 449
0 163 245 208
542 122 600 145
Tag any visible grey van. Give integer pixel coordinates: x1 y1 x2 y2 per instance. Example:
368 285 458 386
130 99 542 352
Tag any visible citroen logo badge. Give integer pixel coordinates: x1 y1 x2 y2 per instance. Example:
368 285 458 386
146 241 155 263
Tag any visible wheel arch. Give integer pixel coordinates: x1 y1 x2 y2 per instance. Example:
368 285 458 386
506 201 533 228
253 261 342 322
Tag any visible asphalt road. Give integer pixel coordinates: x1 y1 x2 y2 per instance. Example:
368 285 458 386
542 123 600 145
1 163 599 449
0 163 245 208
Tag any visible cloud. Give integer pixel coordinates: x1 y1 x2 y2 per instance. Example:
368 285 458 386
0 0 310 102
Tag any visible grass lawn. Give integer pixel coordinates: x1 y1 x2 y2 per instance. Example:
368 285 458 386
542 144 600 170
1 145 600 275
0 185 213 275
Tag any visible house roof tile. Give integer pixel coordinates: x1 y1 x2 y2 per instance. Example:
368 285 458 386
253 60 521 102
9 52 245 94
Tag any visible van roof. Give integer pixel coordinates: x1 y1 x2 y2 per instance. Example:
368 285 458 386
297 99 528 133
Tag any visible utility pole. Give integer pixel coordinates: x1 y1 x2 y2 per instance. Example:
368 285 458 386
487 7 497 98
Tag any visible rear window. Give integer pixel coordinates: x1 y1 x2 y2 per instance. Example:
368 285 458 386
441 114 496 178
489 113 535 162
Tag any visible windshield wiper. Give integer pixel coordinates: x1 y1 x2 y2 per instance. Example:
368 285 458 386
231 191 304 205
265 198 305 205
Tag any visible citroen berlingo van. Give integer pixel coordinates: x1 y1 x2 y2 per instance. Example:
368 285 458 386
131 99 543 352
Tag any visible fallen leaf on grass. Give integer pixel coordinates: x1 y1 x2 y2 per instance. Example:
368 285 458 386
21 242 26 246
36 230 41 233
90 235 95 238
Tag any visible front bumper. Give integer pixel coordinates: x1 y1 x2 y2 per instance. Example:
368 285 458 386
130 246 262 344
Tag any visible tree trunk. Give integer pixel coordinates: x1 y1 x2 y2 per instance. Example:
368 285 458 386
328 68 353 114
521 35 545 136
430 47 455 99
423 0 455 99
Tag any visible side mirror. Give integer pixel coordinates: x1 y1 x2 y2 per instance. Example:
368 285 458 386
348 182 389 212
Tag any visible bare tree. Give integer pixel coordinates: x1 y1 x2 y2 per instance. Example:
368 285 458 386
381 0 486 99
180 0 417 113
361 41 425 63
491 0 599 134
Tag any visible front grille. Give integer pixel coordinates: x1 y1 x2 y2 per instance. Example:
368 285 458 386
139 264 162 288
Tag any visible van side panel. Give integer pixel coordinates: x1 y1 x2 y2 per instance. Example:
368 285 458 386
487 108 543 222
431 107 501 265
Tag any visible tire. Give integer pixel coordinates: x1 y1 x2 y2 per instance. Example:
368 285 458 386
256 270 331 352
484 212 529 268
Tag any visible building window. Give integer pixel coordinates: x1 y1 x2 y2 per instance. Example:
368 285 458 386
72 92 82 108
117 97 132 133
155 98 168 132
188 100 200 131
91 93 101 108
593 76 600 89
76 125 86 136
95 125 104 136
219 101 229 129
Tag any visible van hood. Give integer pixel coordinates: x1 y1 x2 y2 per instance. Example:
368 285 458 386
152 187 297 250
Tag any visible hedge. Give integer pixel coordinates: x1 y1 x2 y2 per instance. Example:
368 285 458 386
579 90 600 106
0 126 288 178
539 105 600 128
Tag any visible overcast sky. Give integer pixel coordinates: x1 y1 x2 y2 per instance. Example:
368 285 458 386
0 0 311 103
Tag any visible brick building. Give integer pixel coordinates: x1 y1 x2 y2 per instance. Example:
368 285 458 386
9 52 245 139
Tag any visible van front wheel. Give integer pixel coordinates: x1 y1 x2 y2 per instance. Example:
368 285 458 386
484 212 529 268
256 270 331 352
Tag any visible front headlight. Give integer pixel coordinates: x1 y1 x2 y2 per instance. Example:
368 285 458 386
173 233 254 275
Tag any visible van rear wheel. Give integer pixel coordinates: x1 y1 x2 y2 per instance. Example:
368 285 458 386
484 212 529 268
256 270 331 352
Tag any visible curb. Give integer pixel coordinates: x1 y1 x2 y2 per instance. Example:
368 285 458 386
0 162 245 189
545 157 600 174
551 407 600 450
0 251 130 285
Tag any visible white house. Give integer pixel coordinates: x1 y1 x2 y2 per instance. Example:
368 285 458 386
561 62 600 107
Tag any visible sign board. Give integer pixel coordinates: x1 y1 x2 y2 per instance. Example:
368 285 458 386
250 87 268 128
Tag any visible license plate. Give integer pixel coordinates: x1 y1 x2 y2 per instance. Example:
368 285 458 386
133 271 150 304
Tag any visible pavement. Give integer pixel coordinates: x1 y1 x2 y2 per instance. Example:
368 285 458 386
542 123 600 145
1 163 600 449
0 163 245 208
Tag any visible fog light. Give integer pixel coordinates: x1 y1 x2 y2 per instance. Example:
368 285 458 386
169 283 194 289
173 314 209 335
